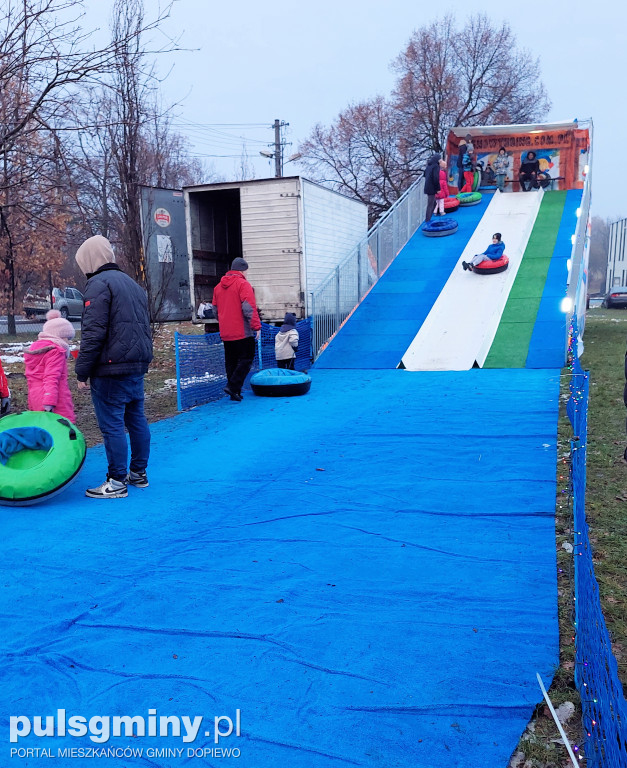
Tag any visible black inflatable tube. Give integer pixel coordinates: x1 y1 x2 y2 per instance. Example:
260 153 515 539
251 380 312 397
422 223 459 237
474 263 509 275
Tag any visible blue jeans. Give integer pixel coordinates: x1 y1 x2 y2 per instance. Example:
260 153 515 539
90 375 150 482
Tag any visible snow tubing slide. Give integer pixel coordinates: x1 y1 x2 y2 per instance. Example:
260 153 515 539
0 411 86 506
421 217 458 237
457 192 482 206
474 255 510 275
443 196 460 212
251 368 312 397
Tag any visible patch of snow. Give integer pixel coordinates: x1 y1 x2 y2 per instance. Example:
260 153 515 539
1 355 23 364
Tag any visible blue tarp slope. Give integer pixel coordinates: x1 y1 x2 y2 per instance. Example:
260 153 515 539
2 368 559 767
316 198 490 369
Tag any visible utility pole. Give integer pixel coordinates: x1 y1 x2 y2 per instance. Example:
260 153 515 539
273 119 289 177
274 119 281 178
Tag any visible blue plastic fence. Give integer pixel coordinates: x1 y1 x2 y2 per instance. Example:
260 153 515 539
567 349 627 766
175 319 311 410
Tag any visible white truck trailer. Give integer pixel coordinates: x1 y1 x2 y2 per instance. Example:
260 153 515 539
183 176 368 322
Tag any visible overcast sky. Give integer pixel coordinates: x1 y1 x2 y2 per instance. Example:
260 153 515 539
88 0 625 219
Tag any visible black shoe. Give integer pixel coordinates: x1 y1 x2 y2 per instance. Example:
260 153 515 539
224 386 242 400
126 470 149 488
230 392 243 402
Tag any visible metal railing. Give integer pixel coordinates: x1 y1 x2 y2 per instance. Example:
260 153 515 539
566 119 593 353
311 177 426 359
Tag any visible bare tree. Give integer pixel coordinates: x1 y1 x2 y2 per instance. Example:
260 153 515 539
299 13 550 220
0 0 175 333
299 96 417 223
393 14 550 154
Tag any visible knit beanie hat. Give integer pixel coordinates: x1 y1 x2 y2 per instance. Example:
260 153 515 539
41 309 75 341
231 257 248 271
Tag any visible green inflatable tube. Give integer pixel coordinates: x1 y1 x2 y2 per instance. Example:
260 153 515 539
473 170 481 191
0 411 86 506
456 191 482 206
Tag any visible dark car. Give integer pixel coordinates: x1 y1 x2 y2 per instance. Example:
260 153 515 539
604 287 627 309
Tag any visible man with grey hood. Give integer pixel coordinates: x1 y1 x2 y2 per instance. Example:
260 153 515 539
75 235 153 499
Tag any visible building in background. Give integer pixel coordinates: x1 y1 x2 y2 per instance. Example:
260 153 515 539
606 218 627 290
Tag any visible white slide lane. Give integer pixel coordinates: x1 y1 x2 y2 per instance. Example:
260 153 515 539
401 190 544 371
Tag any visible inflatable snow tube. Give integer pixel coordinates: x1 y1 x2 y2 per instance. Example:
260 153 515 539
443 196 460 212
251 368 312 397
0 411 86 506
472 170 481 191
421 217 458 237
456 192 482 206
474 255 509 275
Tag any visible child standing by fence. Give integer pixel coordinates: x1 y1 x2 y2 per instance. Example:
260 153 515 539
24 309 76 422
275 313 299 369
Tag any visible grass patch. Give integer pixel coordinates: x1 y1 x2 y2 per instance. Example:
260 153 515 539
1 322 204 447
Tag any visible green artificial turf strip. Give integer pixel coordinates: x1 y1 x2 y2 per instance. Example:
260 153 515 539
484 192 566 368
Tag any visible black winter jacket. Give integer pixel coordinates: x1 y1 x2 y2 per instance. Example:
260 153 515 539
423 155 441 196
75 264 153 381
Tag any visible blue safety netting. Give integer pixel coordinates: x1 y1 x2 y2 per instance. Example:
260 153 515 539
1 367 560 767
567 349 627 767
176 320 311 410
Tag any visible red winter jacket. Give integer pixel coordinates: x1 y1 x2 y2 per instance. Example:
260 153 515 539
0 360 9 398
212 271 261 342
435 168 449 200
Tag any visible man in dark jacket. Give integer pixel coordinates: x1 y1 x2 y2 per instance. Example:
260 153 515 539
212 257 261 401
519 150 541 191
423 154 441 222
75 235 153 499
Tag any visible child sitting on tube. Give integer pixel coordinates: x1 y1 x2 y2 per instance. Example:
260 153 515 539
462 233 505 272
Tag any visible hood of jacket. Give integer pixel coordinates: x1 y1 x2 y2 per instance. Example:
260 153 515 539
426 154 441 168
219 271 248 289
75 235 115 277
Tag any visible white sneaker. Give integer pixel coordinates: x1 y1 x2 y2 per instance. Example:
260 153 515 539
85 478 128 499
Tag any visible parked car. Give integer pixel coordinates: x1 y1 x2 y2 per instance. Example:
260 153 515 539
23 290 51 318
52 287 84 319
603 287 627 309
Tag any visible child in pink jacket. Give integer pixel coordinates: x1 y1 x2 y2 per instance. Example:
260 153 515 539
434 159 449 215
24 309 76 422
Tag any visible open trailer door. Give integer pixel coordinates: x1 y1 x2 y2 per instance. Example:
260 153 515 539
140 185 191 322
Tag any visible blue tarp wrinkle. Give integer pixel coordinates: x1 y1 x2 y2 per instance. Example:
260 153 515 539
1 368 560 767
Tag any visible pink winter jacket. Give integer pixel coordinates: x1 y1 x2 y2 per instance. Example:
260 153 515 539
435 168 450 200
24 340 76 423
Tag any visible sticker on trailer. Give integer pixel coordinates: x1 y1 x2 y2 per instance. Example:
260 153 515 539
154 207 171 227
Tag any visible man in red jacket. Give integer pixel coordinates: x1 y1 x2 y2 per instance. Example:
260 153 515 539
212 257 261 401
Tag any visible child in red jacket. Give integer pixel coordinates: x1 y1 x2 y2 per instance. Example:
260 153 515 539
24 309 76 422
0 359 10 416
434 159 449 215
